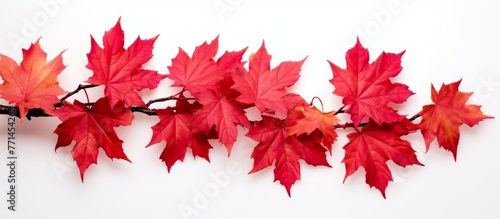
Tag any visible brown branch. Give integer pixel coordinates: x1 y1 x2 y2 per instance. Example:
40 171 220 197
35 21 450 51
0 105 53 119
0 83 187 119
0 104 160 119
1 95 423 129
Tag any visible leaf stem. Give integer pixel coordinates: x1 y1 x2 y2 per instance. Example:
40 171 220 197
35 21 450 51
83 88 90 105
310 96 324 112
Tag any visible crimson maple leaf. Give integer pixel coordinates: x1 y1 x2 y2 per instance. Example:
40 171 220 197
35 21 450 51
247 109 331 196
167 36 223 95
191 78 250 154
86 18 165 107
231 42 307 114
342 119 423 198
53 97 134 180
329 39 413 128
217 47 247 77
419 80 493 160
0 39 66 121
288 105 340 152
147 96 212 171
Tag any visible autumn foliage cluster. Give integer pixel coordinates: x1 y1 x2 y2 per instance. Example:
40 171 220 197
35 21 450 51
0 19 492 197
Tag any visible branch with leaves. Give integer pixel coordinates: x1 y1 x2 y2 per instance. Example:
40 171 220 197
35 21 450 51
0 19 492 198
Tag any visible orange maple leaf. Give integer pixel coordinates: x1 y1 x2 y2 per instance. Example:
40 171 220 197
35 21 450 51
0 39 66 121
288 105 340 152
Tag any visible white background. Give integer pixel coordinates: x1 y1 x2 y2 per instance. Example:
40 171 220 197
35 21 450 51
0 0 499 218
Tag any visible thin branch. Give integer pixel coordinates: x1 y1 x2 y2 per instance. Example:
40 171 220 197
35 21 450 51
147 88 189 107
1 104 60 119
131 106 157 116
409 113 421 122
0 101 423 128
334 105 346 115
1 104 161 119
146 96 196 107
56 84 99 107
334 113 422 129
334 122 359 129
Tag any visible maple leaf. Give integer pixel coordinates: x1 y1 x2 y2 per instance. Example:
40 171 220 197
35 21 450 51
419 80 493 160
342 119 423 198
86 18 166 107
217 47 247 77
247 109 331 196
191 78 250 154
167 36 222 95
53 97 134 180
288 105 340 152
147 96 212 171
231 41 307 114
0 39 66 121
329 39 414 128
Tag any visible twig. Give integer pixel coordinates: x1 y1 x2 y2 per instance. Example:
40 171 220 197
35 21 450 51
147 88 190 107
409 113 421 122
146 97 196 107
1 104 161 119
56 84 99 107
1 97 422 128
334 113 422 129
334 105 346 115
131 106 157 116
334 122 359 129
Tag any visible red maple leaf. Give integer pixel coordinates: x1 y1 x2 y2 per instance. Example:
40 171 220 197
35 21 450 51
86 18 165 107
191 78 250 154
147 96 212 171
329 39 414 128
288 105 340 152
53 97 134 180
419 80 493 159
0 39 66 121
247 109 331 196
217 47 247 77
342 119 423 198
167 36 223 95
231 42 307 114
